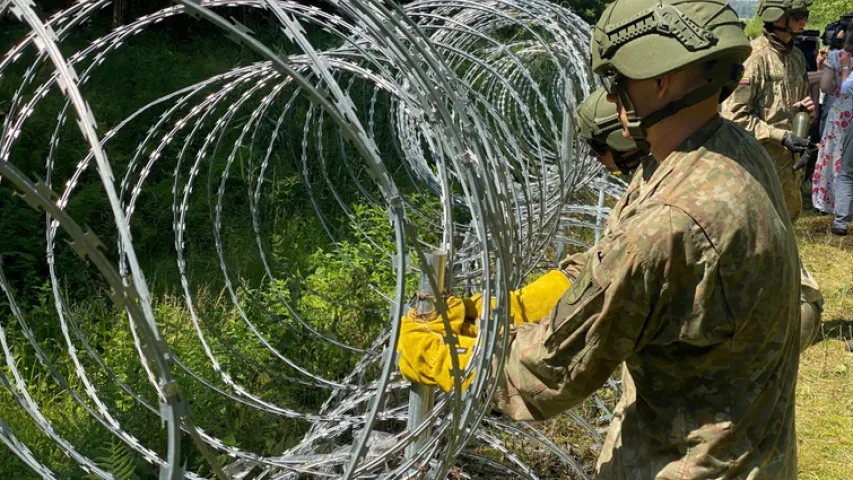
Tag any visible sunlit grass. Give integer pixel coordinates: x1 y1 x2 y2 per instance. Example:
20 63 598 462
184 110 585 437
795 210 853 480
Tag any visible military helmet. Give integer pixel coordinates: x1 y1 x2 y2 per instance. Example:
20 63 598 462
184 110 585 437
589 0 751 148
756 0 812 23
578 88 634 152
591 0 751 82
578 88 643 175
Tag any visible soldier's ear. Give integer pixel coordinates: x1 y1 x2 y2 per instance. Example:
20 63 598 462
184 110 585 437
655 75 672 100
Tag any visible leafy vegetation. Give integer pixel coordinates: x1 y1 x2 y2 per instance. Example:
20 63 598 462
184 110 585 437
808 0 852 33
0 14 425 478
556 0 610 24
2 1 852 479
740 0 851 39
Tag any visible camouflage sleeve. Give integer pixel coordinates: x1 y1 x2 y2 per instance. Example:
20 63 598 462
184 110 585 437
558 251 588 281
797 50 810 102
722 56 787 144
494 204 729 421
494 205 670 421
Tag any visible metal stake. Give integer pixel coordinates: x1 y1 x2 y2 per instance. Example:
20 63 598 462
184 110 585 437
405 251 447 464
594 175 607 244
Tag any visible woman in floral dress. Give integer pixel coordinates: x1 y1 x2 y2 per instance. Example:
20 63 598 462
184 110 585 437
813 32 853 213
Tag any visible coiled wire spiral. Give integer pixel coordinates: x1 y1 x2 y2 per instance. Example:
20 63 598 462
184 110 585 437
0 1 626 478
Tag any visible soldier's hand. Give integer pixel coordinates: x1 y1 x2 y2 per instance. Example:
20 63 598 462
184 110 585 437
782 132 814 154
470 270 571 325
794 97 816 119
793 145 818 171
397 270 571 391
397 296 478 392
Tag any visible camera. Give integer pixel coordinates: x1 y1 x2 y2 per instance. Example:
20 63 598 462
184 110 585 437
796 30 821 71
800 29 820 41
823 13 853 49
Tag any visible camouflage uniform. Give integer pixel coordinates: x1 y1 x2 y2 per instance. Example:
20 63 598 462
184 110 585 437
722 34 810 222
721 34 823 351
496 117 802 479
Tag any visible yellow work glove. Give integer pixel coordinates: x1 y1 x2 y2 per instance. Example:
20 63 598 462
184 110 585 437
397 296 478 392
397 270 571 392
472 269 572 325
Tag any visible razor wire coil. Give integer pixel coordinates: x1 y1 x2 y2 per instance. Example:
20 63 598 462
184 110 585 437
0 1 626 478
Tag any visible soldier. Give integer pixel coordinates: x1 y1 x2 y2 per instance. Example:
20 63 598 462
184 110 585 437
398 0 804 477
397 88 641 392
722 0 815 222
721 0 823 352
577 87 644 177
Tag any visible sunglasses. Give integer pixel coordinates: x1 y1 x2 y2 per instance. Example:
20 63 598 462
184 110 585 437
790 11 809 21
599 70 624 95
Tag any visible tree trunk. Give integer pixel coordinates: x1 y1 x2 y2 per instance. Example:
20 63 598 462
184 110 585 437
112 0 130 27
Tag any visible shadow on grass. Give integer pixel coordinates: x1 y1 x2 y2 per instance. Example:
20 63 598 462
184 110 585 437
797 208 853 250
815 318 853 344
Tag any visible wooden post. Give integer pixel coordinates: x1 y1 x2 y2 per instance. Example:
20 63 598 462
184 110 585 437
112 0 129 28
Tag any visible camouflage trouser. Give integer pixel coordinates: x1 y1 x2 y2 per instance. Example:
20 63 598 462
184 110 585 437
786 168 804 222
800 264 823 353
767 144 803 223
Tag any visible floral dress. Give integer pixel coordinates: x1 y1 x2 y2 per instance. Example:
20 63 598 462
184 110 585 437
813 50 853 213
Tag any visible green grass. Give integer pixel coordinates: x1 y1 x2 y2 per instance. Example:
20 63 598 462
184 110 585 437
527 208 853 479
3 5 853 478
794 210 853 480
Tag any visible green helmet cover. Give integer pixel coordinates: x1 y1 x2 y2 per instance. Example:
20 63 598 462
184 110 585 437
591 0 751 81
756 0 812 23
589 0 752 149
578 88 635 152
578 88 644 175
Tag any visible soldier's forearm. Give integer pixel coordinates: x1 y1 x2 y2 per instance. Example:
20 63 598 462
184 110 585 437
730 112 786 144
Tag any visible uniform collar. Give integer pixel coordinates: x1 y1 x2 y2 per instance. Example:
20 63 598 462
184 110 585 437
673 115 723 154
763 30 795 53
632 115 723 202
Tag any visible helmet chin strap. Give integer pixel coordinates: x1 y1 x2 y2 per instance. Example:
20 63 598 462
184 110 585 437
612 148 645 176
613 60 744 155
765 15 804 41
765 27 797 50
771 16 792 35
614 88 652 154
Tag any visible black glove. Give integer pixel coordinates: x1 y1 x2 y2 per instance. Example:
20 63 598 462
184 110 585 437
782 132 814 154
793 145 818 171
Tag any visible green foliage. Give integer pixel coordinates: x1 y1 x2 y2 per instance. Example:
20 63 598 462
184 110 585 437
4 9 451 477
259 202 419 392
744 14 765 39
0 15 448 477
88 439 140 480
808 0 851 33
556 0 610 24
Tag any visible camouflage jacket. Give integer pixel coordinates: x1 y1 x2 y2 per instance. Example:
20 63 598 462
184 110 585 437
721 34 809 155
496 116 802 479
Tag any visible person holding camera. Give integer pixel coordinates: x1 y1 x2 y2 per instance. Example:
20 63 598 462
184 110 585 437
795 29 824 185
812 21 853 221
722 0 815 223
